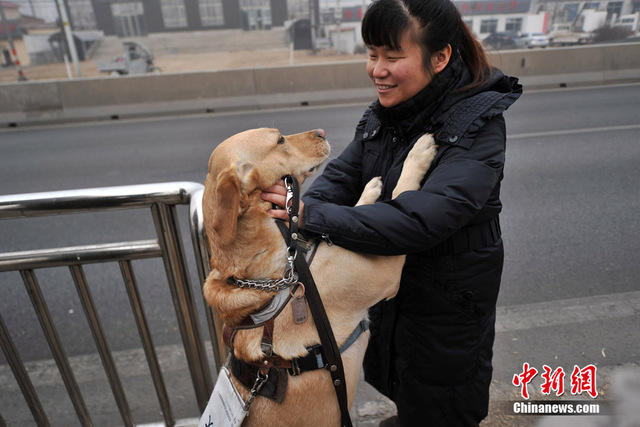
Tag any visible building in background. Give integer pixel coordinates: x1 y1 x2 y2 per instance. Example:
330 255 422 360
5 0 639 67
10 0 289 37
90 0 289 37
8 0 639 38
456 0 639 37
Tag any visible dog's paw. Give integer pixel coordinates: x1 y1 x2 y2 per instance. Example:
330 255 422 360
407 133 438 166
357 176 383 206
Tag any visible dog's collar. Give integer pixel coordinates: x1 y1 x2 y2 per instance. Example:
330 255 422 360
227 273 297 292
225 232 318 327
226 229 318 291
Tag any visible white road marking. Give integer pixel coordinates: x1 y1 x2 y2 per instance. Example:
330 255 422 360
509 124 640 139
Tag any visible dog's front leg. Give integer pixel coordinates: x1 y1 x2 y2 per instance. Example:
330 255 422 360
393 133 437 198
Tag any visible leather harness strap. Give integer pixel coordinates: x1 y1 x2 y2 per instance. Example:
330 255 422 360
278 175 353 427
293 253 353 427
226 319 369 378
223 175 353 427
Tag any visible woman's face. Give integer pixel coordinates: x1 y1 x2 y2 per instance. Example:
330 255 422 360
366 32 432 108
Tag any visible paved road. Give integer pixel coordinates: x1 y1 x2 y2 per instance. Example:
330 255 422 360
1 83 639 426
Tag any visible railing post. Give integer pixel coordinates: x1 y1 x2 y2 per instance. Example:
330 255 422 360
69 264 134 427
189 189 227 372
119 260 175 427
21 269 93 426
151 202 213 412
0 312 50 427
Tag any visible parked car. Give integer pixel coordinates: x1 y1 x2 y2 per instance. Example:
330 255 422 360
516 32 550 48
483 31 519 49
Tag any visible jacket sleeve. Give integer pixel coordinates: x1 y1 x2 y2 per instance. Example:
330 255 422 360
302 115 507 255
303 136 367 208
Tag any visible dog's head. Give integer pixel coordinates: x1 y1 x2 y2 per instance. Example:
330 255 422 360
203 128 330 248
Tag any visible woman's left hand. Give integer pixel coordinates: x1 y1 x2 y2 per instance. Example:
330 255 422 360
261 179 305 226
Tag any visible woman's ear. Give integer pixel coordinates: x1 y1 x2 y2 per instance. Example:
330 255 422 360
432 44 452 74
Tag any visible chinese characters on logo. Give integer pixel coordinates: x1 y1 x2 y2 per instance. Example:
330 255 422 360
512 363 598 399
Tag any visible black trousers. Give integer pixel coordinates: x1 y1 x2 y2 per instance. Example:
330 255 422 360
394 352 493 426
392 308 497 427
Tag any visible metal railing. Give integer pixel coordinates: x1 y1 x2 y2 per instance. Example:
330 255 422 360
0 182 225 427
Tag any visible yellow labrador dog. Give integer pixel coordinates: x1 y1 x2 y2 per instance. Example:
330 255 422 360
202 128 436 426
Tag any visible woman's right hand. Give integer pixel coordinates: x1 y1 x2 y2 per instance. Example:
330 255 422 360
261 180 305 227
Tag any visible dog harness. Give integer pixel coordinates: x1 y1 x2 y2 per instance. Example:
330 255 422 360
222 176 357 426
225 318 369 403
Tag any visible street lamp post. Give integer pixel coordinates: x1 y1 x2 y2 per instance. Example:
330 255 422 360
54 0 82 78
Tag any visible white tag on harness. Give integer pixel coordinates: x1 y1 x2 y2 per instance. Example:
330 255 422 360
198 366 248 427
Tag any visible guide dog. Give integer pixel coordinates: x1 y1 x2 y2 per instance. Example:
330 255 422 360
202 127 436 426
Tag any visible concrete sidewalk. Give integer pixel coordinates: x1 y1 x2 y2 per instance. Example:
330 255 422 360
4 300 639 426
0 341 527 427
0 339 396 426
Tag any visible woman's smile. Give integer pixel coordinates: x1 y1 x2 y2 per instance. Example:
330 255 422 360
375 83 398 91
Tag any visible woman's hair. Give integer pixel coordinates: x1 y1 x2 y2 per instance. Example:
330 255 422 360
362 0 491 89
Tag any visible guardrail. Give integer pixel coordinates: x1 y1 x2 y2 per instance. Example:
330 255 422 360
2 43 639 127
0 182 224 427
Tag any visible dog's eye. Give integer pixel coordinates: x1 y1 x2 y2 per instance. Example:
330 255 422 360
277 136 286 145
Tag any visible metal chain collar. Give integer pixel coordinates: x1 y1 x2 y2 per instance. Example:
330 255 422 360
232 262 298 292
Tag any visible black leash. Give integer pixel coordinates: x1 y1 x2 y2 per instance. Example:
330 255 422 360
279 175 353 427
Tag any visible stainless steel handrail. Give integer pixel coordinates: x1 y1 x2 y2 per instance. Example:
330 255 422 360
0 181 203 219
0 182 218 427
0 240 163 272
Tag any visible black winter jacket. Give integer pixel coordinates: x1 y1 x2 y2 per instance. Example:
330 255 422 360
302 55 522 399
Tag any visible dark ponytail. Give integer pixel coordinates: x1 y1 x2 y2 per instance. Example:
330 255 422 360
362 0 492 90
455 13 492 89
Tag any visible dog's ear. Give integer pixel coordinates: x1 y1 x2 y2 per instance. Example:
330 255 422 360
236 162 259 193
209 165 242 246
206 162 258 246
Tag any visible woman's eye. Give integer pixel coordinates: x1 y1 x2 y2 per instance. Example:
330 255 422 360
278 136 285 144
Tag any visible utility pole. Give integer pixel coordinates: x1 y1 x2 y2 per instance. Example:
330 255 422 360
0 1 27 80
55 0 81 77
336 0 341 55
309 0 316 54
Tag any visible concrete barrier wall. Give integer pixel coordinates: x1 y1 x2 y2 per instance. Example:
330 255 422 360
487 42 640 86
1 43 639 127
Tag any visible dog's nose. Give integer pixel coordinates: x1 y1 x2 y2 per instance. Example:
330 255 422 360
315 129 326 139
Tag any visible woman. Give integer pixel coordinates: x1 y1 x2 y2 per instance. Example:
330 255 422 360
262 0 522 425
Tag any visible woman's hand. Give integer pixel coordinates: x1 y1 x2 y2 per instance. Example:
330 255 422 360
261 179 305 226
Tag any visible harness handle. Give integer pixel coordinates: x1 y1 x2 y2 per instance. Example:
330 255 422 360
281 175 354 427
